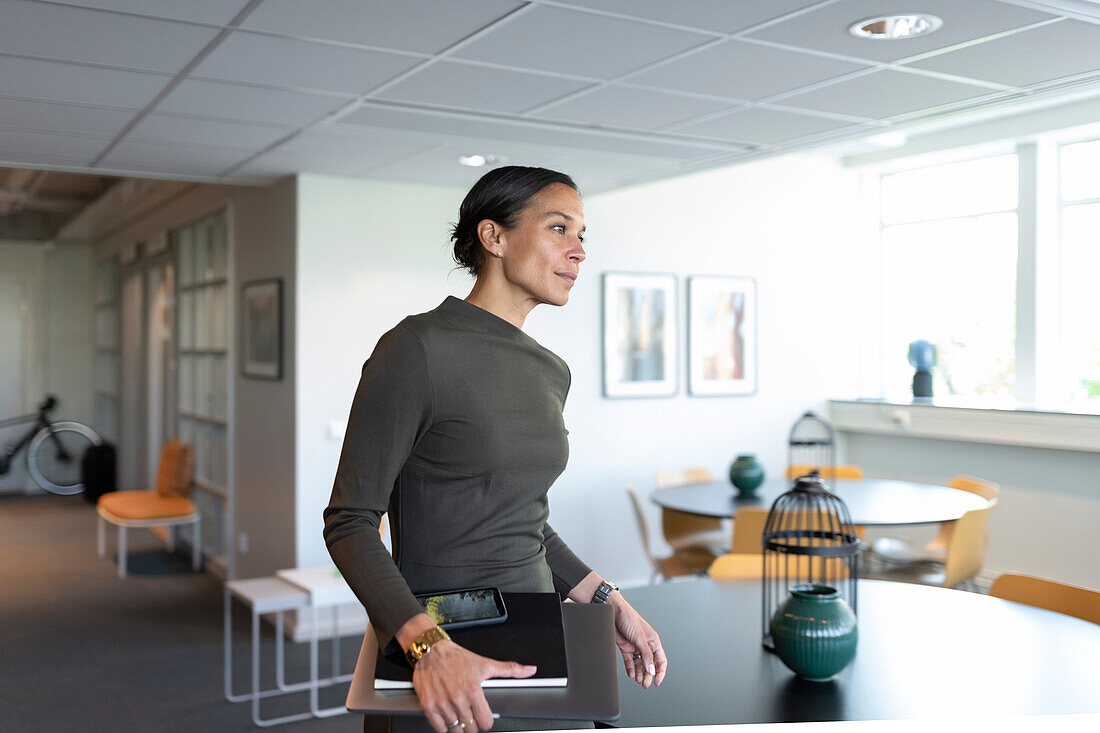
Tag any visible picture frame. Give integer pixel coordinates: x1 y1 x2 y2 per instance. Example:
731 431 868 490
601 272 677 398
688 276 757 396
241 278 283 380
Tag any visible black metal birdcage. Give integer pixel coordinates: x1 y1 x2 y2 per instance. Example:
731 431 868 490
787 411 836 477
761 473 864 649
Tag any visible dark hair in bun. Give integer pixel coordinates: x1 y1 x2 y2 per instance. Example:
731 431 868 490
451 166 578 277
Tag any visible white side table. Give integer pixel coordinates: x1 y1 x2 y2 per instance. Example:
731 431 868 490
276 566 359 719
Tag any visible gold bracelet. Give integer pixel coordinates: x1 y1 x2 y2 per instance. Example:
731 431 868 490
405 626 451 667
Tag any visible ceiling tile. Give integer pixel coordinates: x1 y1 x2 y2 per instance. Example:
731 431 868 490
0 127 109 164
777 69 996 119
96 139 255 177
905 19 1100 87
745 0 1055 64
190 31 420 94
155 79 349 126
375 61 594 114
47 0 253 25
128 114 294 150
234 130 439 179
0 56 168 108
628 38 868 101
675 106 858 144
451 4 712 79
553 0 825 34
0 98 135 137
273 127 439 168
537 85 737 130
339 106 728 159
242 0 524 54
0 1 220 73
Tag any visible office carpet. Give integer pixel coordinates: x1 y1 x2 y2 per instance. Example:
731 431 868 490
0 493 361 732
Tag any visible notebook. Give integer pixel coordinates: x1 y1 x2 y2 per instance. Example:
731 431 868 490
374 592 568 689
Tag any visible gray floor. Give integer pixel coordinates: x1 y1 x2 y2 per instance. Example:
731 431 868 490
0 493 362 732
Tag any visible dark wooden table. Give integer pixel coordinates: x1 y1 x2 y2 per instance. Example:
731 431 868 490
614 579 1100 726
652 478 989 526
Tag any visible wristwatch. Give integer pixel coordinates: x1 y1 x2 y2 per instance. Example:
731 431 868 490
405 626 451 667
591 579 619 604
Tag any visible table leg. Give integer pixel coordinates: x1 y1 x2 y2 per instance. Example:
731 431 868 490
118 525 127 578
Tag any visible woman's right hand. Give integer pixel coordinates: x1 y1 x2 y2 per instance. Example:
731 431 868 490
412 639 536 733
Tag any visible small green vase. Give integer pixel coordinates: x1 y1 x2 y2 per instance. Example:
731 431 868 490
728 454 765 496
770 585 858 681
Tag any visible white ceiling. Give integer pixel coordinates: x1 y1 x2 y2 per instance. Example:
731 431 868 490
2 0 1100 193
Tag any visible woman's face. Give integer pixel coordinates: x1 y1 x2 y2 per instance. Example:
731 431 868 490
493 183 587 307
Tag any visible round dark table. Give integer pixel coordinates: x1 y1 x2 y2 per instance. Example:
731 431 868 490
652 478 989 526
615 579 1100 726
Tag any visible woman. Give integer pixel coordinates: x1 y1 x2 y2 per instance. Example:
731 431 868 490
324 166 666 733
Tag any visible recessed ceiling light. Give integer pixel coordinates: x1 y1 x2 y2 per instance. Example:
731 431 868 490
866 131 908 148
848 14 943 40
458 154 501 167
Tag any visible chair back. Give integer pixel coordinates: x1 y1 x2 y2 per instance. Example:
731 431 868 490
655 468 713 489
942 498 997 588
989 573 1099 625
949 475 1000 501
708 553 762 581
155 439 195 498
624 486 659 574
785 465 864 480
731 506 770 554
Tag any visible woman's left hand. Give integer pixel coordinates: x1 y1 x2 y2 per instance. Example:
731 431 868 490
608 593 666 688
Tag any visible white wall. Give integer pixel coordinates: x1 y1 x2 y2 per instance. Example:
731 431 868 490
0 241 93 494
294 174 468 569
292 154 867 586
42 243 95 427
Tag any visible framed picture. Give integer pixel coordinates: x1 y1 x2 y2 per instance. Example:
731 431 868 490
241 278 283 380
688 276 757 396
601 272 677 398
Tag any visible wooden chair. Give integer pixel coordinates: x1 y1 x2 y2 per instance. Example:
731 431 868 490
625 486 714 583
785 465 865 479
989 573 1100 625
656 468 728 555
872 475 1000 565
873 499 998 589
97 439 200 578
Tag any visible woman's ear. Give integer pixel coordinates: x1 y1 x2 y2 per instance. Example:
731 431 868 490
477 219 503 257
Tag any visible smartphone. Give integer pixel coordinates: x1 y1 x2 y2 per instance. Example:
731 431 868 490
414 586 508 630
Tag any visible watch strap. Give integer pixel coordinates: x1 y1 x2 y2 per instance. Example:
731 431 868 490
592 579 619 604
405 626 451 667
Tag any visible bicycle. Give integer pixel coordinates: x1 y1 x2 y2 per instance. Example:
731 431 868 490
0 395 101 496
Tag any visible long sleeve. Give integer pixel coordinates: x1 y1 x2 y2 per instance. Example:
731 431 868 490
543 522 592 597
323 324 432 645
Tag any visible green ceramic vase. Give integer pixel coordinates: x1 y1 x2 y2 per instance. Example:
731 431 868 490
728 454 765 496
769 585 858 681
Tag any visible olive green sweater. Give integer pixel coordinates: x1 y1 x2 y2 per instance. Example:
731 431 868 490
323 297 592 647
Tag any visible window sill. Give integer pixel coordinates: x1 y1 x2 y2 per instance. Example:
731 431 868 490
829 398 1100 453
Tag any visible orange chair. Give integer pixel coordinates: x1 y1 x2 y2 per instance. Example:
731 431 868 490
872 475 999 565
625 486 714 583
989 573 1100 625
97 439 200 578
656 468 728 555
709 506 771 581
874 499 998 589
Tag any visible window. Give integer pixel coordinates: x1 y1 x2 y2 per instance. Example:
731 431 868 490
174 212 230 562
879 155 1019 400
1058 139 1100 406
